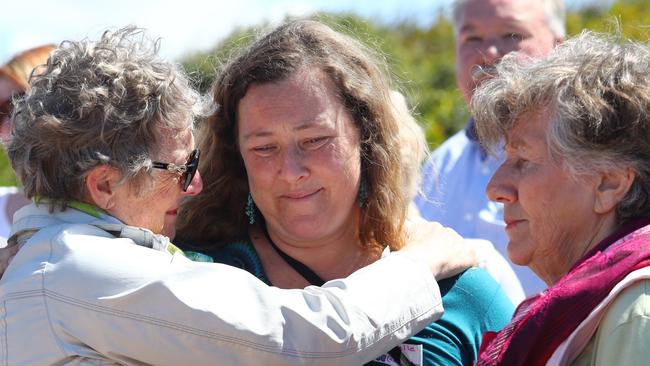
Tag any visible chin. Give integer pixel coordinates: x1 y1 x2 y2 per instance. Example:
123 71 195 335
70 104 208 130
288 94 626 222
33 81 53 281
506 240 533 267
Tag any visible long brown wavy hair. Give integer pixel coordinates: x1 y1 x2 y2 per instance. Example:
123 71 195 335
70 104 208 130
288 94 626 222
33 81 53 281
177 19 411 250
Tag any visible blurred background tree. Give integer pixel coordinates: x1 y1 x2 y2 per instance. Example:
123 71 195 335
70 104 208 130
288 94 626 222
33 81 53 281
183 0 650 152
2 0 650 185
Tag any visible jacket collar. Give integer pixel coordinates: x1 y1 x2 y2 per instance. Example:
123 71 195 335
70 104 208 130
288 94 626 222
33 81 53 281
9 202 179 255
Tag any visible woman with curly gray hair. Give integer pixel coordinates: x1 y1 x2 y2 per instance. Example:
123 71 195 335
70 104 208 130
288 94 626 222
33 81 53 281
0 26 478 366
473 31 650 366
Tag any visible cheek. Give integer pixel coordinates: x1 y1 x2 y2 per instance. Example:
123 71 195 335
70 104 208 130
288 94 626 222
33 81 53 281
243 155 275 190
525 185 573 242
149 180 181 212
330 138 361 172
456 49 477 73
519 38 554 58
344 153 361 181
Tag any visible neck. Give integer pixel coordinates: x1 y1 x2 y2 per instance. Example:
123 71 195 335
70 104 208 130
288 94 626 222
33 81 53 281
257 220 378 283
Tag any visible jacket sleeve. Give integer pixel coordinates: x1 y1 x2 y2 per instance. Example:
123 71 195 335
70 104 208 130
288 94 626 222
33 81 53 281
29 229 443 365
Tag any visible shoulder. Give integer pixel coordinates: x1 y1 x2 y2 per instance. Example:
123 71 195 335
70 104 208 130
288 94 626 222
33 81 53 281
426 130 473 170
598 278 650 336
575 279 650 365
0 186 19 196
408 268 514 365
4 222 178 292
419 129 487 191
432 130 472 156
438 268 515 323
417 129 476 208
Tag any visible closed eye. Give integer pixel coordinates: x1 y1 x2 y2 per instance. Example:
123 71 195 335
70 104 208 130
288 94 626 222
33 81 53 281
463 35 483 44
302 136 331 150
251 144 277 156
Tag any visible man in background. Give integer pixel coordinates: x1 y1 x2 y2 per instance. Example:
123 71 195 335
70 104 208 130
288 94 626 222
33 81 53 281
416 0 565 296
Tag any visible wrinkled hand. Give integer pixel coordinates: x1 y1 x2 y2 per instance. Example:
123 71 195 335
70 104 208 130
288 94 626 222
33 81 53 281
400 221 477 281
0 244 19 278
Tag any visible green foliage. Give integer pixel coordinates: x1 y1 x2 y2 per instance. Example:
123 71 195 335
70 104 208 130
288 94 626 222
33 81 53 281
2 1 648 186
183 26 261 93
183 2 649 153
0 149 17 186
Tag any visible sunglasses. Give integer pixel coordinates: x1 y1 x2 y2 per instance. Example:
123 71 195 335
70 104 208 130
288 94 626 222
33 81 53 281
152 148 200 192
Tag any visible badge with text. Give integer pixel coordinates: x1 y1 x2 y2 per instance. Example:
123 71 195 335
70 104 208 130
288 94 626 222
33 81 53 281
374 344 423 366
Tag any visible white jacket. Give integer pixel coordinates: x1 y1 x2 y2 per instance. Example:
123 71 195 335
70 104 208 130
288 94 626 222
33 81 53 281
0 204 443 365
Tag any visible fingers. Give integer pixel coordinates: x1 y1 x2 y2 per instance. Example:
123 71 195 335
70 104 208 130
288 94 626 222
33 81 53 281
400 222 477 281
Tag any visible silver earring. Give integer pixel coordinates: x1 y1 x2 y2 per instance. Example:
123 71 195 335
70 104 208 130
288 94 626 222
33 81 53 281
245 193 256 224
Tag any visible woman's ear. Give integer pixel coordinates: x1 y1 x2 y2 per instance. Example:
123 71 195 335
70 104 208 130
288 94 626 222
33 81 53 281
594 167 635 214
85 165 121 210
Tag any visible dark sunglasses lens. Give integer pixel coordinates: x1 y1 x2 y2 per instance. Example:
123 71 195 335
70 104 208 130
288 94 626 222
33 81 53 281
182 149 200 191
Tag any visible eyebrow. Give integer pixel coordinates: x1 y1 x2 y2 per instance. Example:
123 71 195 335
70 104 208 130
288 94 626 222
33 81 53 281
458 18 526 35
458 24 477 34
241 120 324 141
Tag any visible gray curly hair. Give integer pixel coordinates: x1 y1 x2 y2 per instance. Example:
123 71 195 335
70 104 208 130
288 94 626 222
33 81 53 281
8 26 212 210
472 31 650 222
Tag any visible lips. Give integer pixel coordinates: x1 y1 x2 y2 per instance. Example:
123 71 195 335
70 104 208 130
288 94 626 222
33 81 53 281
504 218 525 230
166 208 178 215
282 188 322 200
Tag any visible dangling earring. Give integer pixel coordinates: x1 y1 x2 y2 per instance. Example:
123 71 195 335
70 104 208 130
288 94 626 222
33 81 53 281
358 179 368 208
245 193 256 224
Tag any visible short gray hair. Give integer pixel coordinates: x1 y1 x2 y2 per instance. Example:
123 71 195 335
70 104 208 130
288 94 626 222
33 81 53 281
451 0 566 38
9 26 212 210
472 31 650 222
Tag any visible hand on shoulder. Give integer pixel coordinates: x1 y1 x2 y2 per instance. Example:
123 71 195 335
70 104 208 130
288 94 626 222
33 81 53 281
400 221 477 281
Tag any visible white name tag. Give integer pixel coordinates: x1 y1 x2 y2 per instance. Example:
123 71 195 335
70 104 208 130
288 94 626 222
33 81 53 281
373 344 423 366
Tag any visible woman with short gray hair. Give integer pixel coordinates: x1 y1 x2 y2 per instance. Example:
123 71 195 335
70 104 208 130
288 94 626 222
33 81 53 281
0 26 476 365
9 30 206 235
473 31 650 365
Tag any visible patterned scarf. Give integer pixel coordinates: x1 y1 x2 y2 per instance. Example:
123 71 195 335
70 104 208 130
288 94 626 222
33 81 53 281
476 218 650 366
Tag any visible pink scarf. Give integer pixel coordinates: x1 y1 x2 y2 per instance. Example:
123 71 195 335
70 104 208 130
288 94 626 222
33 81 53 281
476 218 650 366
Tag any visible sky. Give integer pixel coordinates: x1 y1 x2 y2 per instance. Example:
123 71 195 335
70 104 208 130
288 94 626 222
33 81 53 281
0 0 614 63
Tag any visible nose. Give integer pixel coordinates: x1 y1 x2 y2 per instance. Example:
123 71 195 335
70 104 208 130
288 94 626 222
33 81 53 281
482 41 502 65
278 145 308 182
183 170 203 196
486 164 515 204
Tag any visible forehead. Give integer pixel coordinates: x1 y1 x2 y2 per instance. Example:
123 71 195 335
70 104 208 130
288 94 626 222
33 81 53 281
237 69 345 131
244 69 337 106
155 128 194 161
457 0 548 31
505 109 550 149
